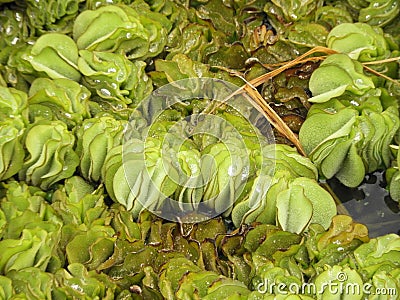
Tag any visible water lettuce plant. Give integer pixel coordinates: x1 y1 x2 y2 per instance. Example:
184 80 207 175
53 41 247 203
307 53 375 103
19 120 79 190
327 23 390 61
73 5 171 60
300 20 400 188
300 94 399 187
26 33 81 81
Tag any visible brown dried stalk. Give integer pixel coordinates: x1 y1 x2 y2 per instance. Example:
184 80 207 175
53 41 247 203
362 56 400 65
205 46 337 155
362 65 400 86
242 81 307 156
248 46 337 88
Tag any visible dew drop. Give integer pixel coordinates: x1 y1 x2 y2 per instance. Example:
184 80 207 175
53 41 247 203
100 88 111 97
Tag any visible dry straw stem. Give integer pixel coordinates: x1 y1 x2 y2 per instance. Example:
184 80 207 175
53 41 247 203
207 46 337 156
248 46 337 88
208 47 400 156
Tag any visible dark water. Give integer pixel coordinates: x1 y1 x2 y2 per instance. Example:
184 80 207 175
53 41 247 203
328 171 400 238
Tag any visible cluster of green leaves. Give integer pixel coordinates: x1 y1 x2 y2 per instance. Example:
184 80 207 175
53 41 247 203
232 144 336 234
299 22 400 188
0 180 398 299
1 2 167 109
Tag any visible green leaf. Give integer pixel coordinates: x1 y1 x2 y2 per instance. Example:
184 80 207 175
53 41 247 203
28 33 81 81
290 177 336 230
276 185 313 234
308 54 375 103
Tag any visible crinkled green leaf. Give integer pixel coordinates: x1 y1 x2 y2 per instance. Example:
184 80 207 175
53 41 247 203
0 121 25 181
76 117 126 182
290 177 336 230
308 54 375 103
73 5 171 60
19 120 79 190
286 22 328 48
359 0 400 27
354 234 400 269
265 0 321 23
27 33 81 81
24 0 81 32
6 268 54 299
28 77 90 128
313 265 364 300
66 227 115 270
0 276 13 300
0 227 61 275
276 184 313 234
327 23 390 61
54 263 117 299
159 257 202 299
315 6 353 28
78 50 152 107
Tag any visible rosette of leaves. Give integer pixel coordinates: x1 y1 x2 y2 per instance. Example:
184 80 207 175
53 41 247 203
65 227 115 271
263 0 324 41
263 1 330 49
0 87 28 180
166 22 226 64
73 4 171 60
327 23 391 61
53 263 118 299
200 141 251 217
354 233 400 271
300 94 399 188
0 264 118 299
78 50 152 107
352 233 400 294
284 21 329 48
1 42 38 91
232 144 336 234
175 271 251 299
3 267 55 299
0 8 32 48
192 0 237 38
313 265 365 299
358 0 400 27
0 86 29 124
0 120 25 181
305 215 369 273
0 229 61 275
314 5 353 29
101 138 175 218
265 0 322 24
152 54 213 87
24 0 81 33
50 177 116 271
326 22 399 77
238 217 369 297
50 177 110 235
307 53 375 103
19 120 79 190
0 180 63 274
28 77 91 128
76 117 126 182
